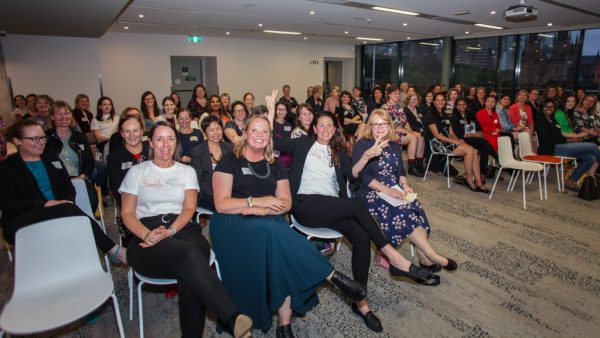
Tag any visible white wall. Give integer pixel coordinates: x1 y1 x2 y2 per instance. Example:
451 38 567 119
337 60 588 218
1 33 356 114
3 34 102 108
98 32 355 109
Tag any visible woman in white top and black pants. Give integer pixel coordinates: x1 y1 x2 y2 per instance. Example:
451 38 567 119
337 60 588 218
119 122 252 338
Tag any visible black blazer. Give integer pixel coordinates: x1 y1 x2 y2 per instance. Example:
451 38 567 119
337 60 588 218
106 141 150 198
404 106 425 133
45 128 95 178
0 153 75 228
190 141 233 200
273 135 355 199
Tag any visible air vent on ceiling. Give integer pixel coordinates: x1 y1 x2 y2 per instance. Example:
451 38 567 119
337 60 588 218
452 10 471 15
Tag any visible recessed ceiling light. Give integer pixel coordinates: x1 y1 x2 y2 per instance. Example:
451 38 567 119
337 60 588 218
419 42 439 46
407 36 411 40
465 31 470 34
309 10 315 15
475 23 503 30
356 37 384 41
303 36 307 40
403 22 408 26
124 26 129 30
138 14 144 18
258 23 263 27
344 31 349 34
547 22 553 26
264 30 302 35
226 32 230 35
490 10 496 15
372 6 419 16
363 41 366 44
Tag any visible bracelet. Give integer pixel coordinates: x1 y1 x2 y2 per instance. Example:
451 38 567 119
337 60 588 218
169 227 177 237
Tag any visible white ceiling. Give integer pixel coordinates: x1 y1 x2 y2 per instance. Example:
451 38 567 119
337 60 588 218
1 0 599 43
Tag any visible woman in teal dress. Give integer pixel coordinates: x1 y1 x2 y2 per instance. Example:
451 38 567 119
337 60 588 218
210 113 366 338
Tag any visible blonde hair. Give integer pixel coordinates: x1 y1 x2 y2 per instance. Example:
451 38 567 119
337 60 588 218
233 115 275 164
364 109 398 142
49 100 77 129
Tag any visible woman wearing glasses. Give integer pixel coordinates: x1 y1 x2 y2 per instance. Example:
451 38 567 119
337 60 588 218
0 119 127 263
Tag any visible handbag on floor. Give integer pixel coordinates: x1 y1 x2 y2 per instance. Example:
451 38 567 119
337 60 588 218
577 175 600 201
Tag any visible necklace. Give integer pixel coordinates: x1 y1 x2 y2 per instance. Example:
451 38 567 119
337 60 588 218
247 160 270 179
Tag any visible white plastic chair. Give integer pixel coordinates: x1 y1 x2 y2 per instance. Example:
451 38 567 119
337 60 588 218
195 206 213 224
290 215 343 252
489 137 544 209
0 216 125 337
129 249 221 337
517 132 561 199
423 139 459 188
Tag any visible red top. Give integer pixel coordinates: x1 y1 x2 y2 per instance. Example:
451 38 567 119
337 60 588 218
508 103 534 129
476 108 501 152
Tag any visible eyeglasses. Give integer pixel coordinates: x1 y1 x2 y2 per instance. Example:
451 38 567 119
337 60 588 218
371 123 390 128
233 109 246 113
21 136 48 143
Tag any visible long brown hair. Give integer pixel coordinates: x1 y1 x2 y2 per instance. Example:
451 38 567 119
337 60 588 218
313 111 345 167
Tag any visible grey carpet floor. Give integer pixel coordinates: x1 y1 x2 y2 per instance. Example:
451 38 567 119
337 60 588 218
1 169 598 338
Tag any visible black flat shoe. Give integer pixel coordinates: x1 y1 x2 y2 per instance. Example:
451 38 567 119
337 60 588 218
476 185 489 193
330 271 367 302
389 263 432 281
443 257 458 271
468 183 478 192
275 324 294 338
415 273 441 286
419 262 442 273
408 166 424 177
352 303 383 332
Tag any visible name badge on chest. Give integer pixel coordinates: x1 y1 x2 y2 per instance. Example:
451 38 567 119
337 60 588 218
78 144 85 150
284 126 291 131
190 136 198 141
241 167 252 175
121 162 133 170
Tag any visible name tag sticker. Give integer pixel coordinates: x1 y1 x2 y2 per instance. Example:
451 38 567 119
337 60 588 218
444 120 450 125
284 126 291 131
121 162 133 170
81 117 88 122
460 120 466 124
78 144 85 150
241 167 252 175
52 161 63 169
142 135 148 141
190 136 198 141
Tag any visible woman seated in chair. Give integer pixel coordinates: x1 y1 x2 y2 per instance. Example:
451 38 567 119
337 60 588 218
269 96 436 332
224 101 248 145
403 94 427 174
210 113 366 337
353 109 457 276
44 100 97 208
535 100 600 191
383 85 425 177
335 90 366 140
0 119 126 264
290 103 314 138
119 121 253 338
177 108 204 164
424 93 488 192
190 116 232 211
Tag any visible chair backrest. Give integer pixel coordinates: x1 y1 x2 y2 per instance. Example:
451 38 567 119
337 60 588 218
498 136 517 167
71 178 94 219
517 132 534 158
429 139 453 154
13 216 103 297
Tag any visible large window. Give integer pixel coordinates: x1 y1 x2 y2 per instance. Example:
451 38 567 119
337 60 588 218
578 29 600 92
360 43 399 93
454 37 499 89
497 36 518 95
402 39 444 94
516 30 581 90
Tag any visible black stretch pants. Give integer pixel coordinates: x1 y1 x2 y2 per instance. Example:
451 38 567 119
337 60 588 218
464 137 499 173
127 215 238 338
292 194 389 285
3 203 114 252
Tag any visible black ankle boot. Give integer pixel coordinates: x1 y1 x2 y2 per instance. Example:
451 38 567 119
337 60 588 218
408 164 424 177
416 159 425 174
276 324 295 338
330 271 367 301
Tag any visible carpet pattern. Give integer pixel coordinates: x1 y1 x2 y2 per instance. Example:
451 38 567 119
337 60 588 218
0 169 598 337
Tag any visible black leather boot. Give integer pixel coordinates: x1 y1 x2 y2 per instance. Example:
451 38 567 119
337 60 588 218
276 324 295 338
330 271 367 301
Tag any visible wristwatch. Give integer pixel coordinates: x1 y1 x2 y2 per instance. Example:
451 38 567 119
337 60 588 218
247 196 254 208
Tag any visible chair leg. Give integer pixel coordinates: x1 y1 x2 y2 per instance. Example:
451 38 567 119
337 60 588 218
129 268 134 321
138 280 145 338
489 167 503 200
509 170 519 191
555 165 561 192
423 154 433 181
522 170 527 209
446 156 451 189
110 293 126 338
538 171 543 201
508 170 516 191
543 167 548 200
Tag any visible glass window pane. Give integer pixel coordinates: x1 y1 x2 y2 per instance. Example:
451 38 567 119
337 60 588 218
401 39 444 94
361 45 375 92
373 43 399 88
517 30 581 90
498 36 517 96
579 28 600 92
454 37 499 89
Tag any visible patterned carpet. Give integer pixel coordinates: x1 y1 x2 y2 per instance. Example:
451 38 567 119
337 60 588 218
1 168 598 338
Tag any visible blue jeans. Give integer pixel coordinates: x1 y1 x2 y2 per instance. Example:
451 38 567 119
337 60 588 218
554 142 600 180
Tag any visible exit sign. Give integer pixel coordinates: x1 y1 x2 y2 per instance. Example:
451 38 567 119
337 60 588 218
188 35 203 43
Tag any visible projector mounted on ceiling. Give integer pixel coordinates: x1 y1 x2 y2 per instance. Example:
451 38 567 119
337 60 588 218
504 0 538 22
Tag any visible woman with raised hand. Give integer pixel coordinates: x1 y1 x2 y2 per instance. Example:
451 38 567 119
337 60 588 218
211 109 366 337
191 116 232 211
120 121 253 338
1 120 126 264
352 109 457 274
268 90 436 333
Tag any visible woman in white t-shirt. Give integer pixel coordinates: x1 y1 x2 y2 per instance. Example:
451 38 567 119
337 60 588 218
119 121 252 338
91 96 120 155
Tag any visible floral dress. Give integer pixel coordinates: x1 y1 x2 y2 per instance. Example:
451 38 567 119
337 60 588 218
361 146 430 246
382 102 408 137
